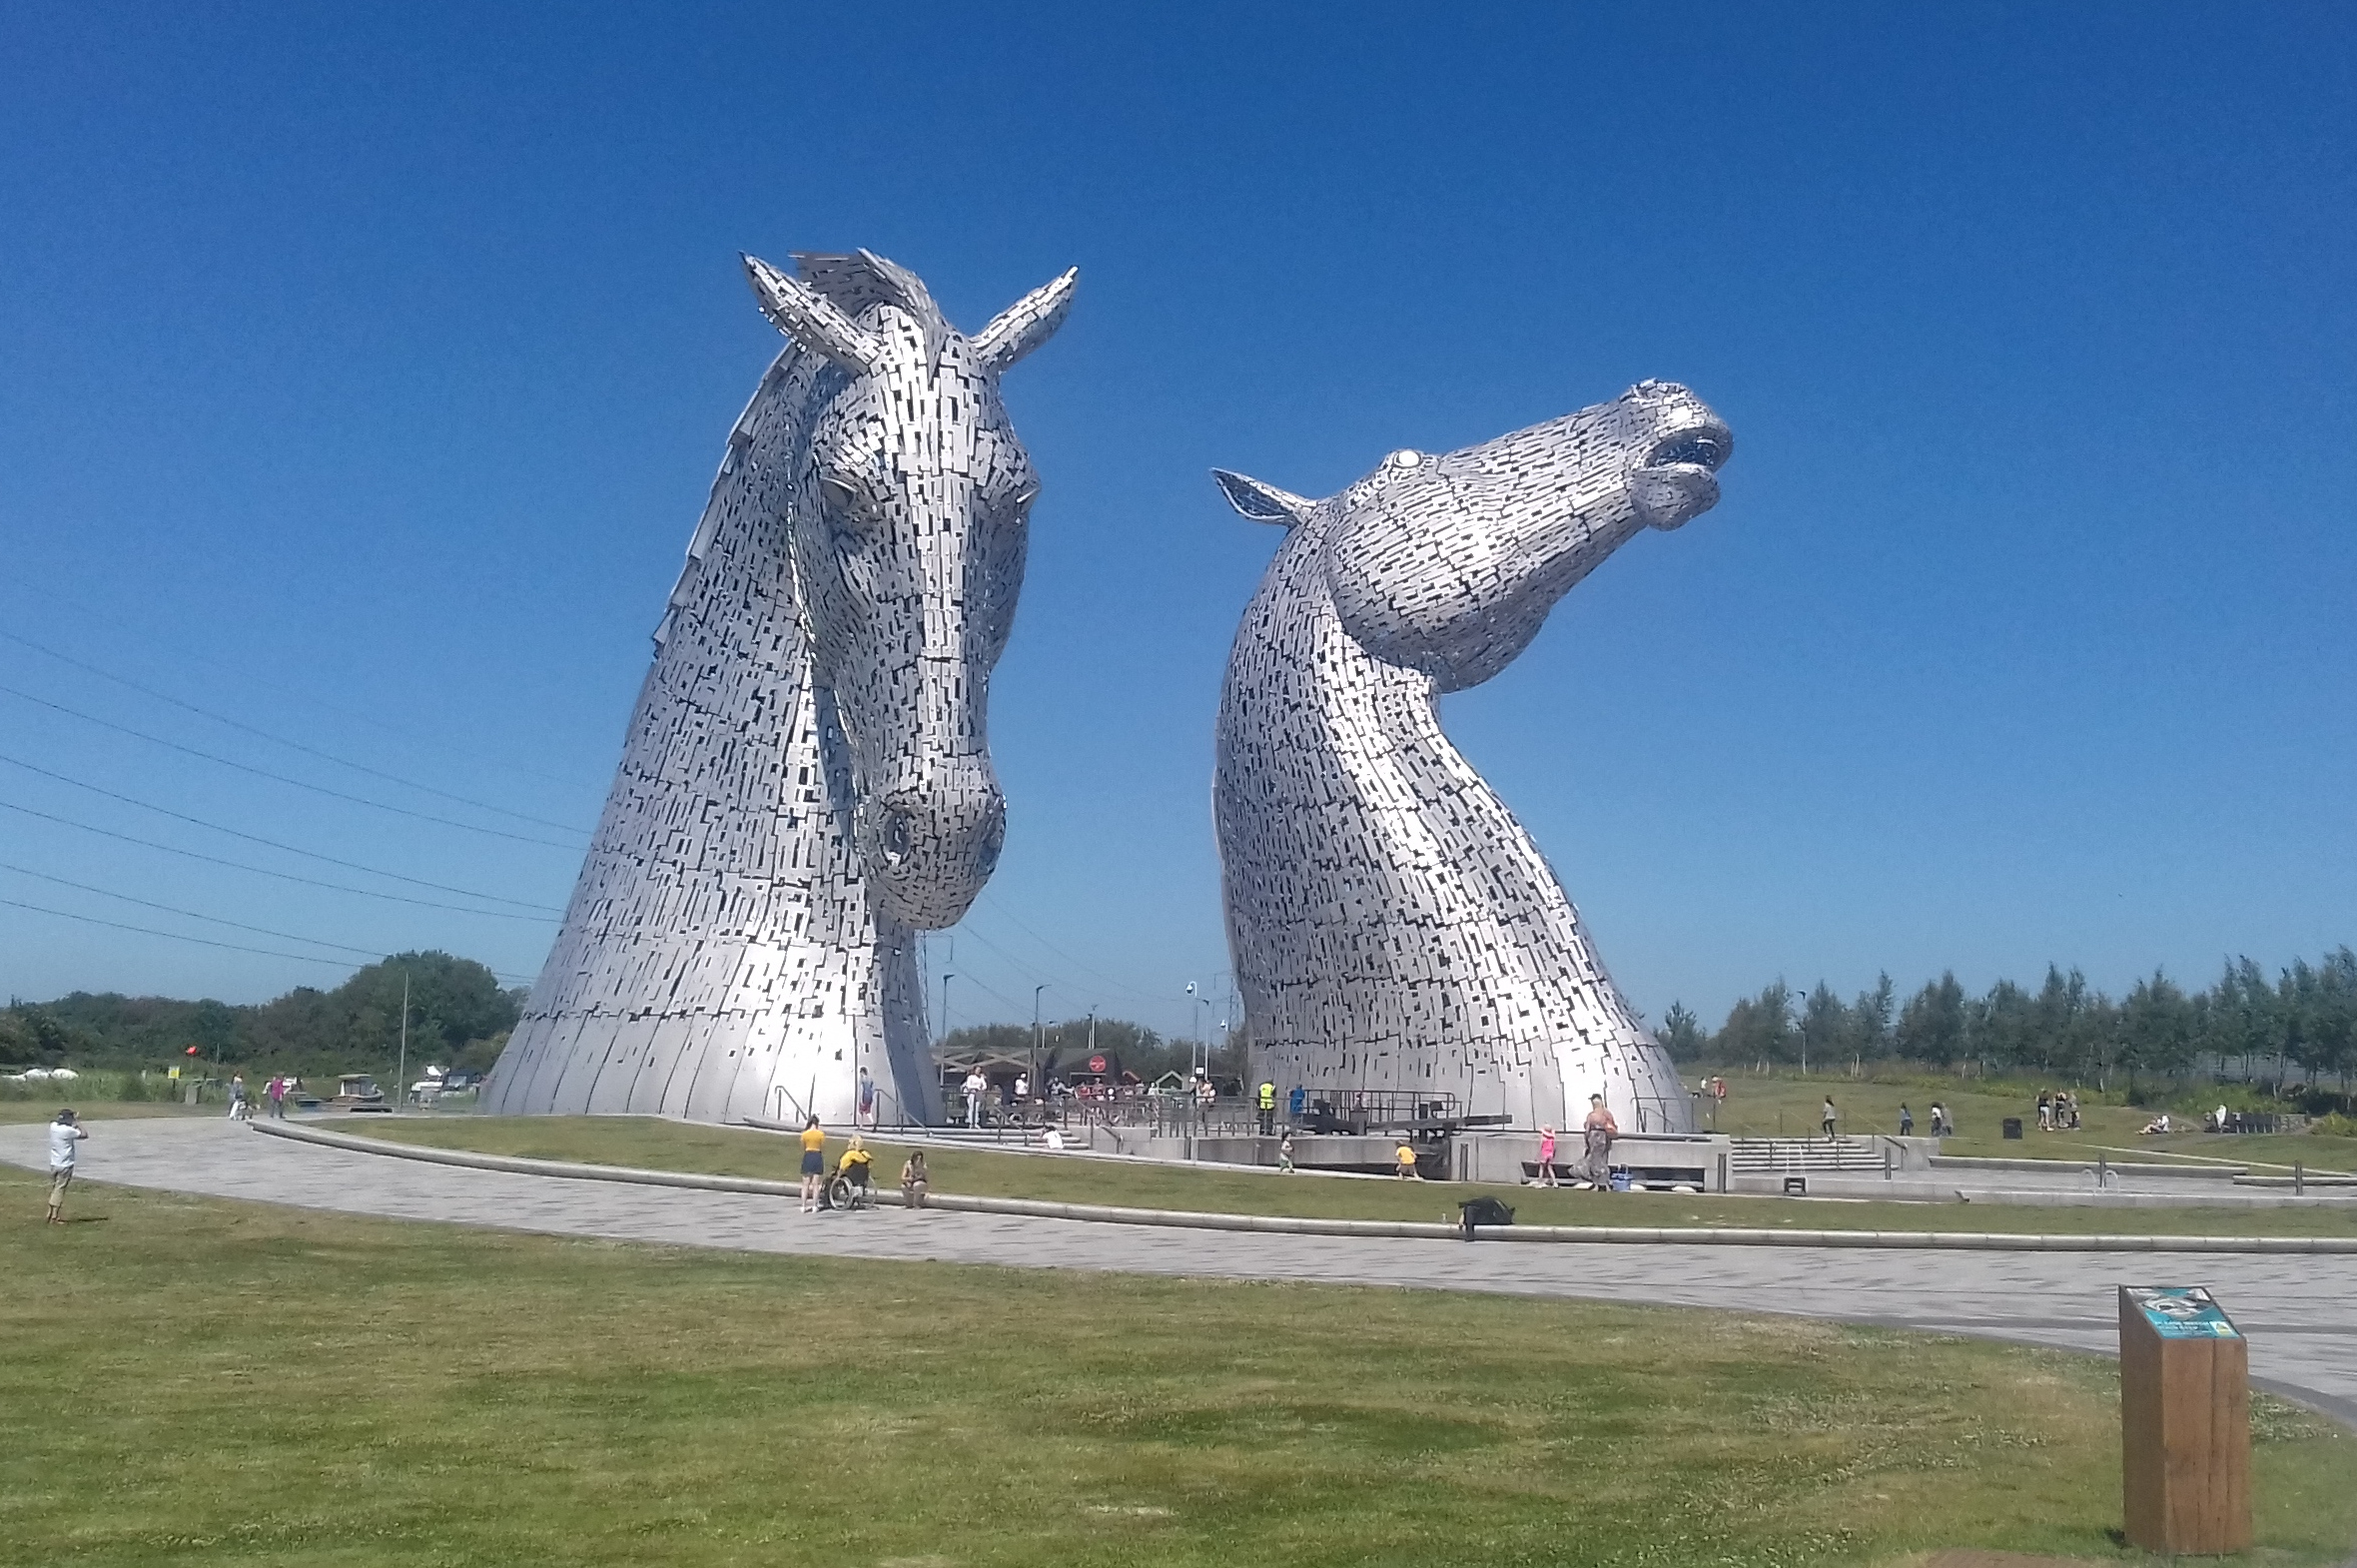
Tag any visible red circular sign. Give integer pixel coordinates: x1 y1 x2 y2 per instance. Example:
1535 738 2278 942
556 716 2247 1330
1088 1055 1108 1074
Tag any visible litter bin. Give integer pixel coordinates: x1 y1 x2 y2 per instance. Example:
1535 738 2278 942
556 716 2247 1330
2002 1117 2023 1140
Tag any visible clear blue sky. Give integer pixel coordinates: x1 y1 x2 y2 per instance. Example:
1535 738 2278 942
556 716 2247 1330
1 3 2350 1042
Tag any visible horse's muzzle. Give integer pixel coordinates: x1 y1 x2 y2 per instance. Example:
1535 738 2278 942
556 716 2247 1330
864 774 1006 928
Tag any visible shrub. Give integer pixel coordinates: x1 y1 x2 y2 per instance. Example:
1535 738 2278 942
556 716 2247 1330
2310 1114 2357 1140
117 1072 149 1103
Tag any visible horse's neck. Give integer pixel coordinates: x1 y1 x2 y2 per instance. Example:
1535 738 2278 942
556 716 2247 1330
584 349 852 938
1222 527 1541 903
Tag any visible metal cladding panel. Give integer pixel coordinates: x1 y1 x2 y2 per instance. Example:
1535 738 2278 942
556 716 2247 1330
486 253 1075 1128
1213 384 1731 1135
565 1014 660 1118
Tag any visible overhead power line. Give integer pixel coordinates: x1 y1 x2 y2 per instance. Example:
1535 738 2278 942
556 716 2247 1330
0 797 558 923
973 890 1176 1009
0 752 560 913
0 682 586 850
0 892 376 972
0 860 533 975
0 627 594 836
0 583 589 791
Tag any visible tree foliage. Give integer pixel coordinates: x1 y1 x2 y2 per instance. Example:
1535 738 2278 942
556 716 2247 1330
1667 947 2357 1094
1 952 524 1080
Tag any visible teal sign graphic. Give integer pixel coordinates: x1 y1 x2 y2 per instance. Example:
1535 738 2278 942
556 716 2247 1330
2126 1286 2240 1339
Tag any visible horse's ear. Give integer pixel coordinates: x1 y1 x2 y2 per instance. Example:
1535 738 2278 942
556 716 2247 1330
1212 469 1314 527
743 254 883 374
972 268 1079 375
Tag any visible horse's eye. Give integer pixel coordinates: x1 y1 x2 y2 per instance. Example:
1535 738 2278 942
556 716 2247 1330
818 474 862 512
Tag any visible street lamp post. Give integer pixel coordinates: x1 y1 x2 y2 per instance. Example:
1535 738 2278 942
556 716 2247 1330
1032 984 1048 1115
939 973 955 1048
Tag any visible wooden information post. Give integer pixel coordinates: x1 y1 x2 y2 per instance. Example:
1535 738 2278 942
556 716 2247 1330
2119 1285 2250 1555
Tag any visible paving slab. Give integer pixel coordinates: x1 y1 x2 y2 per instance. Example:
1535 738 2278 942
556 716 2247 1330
9 1118 2357 1428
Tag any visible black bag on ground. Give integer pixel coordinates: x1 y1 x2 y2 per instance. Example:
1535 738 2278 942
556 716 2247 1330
1457 1196 1515 1237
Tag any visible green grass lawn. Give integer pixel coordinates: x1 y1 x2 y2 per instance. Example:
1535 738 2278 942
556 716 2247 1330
6 1162 2354 1567
336 1116 2357 1238
1698 1072 2357 1174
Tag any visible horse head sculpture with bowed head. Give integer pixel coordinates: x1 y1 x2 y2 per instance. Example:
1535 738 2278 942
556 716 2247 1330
487 250 1076 1126
1212 380 1730 1134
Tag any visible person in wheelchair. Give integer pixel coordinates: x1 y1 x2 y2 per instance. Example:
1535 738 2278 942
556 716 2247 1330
825 1136 876 1208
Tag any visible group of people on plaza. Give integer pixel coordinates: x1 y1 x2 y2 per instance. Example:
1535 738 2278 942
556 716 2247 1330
950 1065 1289 1133
1895 1101 1954 1137
794 1116 931 1212
2035 1090 2083 1132
1530 1093 1622 1189
221 1073 296 1121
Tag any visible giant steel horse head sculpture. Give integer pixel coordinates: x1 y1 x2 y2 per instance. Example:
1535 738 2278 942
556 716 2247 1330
486 249 1077 1125
1212 380 1732 1134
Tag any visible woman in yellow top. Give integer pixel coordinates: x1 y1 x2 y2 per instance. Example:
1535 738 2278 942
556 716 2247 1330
798 1117 826 1213
1394 1142 1421 1179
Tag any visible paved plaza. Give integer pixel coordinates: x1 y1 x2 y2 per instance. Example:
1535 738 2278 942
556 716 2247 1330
10 1118 2356 1427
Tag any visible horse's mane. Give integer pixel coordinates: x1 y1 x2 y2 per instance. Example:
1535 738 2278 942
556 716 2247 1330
792 250 952 367
653 251 958 651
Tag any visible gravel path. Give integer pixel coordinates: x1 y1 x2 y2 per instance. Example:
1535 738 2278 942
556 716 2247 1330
11 1117 2357 1425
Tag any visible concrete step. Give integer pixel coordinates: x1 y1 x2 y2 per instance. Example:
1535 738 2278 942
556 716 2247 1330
1728 1137 1890 1173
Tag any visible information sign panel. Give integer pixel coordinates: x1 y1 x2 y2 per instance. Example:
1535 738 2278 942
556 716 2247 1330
2124 1285 2241 1340
2119 1284 2250 1554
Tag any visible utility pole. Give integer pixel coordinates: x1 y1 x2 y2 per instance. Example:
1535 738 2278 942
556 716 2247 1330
1186 982 1200 1075
939 973 955 1048
395 971 410 1113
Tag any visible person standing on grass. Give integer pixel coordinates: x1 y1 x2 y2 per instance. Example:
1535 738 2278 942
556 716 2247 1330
1581 1095 1617 1188
1821 1097 1837 1141
45 1109 87 1224
1277 1130 1294 1173
1535 1126 1558 1186
798 1116 827 1213
1899 1104 1914 1137
1393 1140 1421 1179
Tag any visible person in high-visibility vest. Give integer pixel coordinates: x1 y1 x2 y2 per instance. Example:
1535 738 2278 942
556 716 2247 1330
1256 1080 1277 1136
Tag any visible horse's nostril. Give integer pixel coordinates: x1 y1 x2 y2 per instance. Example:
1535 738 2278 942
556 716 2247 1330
879 809 913 868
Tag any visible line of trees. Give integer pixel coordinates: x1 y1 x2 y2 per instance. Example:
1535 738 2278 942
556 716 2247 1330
1657 948 2357 1097
0 952 524 1083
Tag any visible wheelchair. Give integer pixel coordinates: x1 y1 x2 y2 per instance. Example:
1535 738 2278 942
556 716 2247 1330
822 1163 875 1211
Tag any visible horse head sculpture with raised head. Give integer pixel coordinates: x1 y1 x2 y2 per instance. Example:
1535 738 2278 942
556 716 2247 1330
1211 380 1731 1134
487 249 1076 1125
